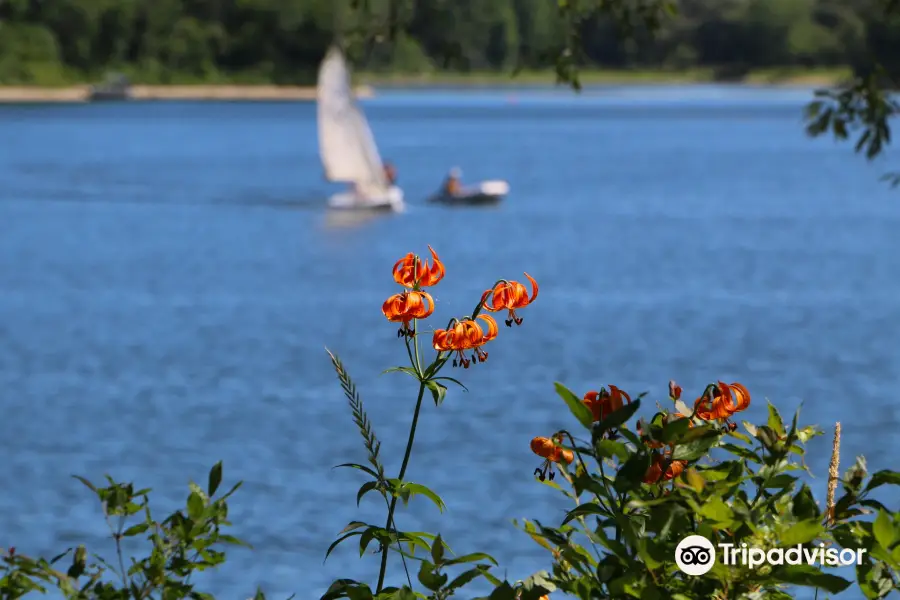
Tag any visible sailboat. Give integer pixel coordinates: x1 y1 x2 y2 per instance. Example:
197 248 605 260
317 46 404 212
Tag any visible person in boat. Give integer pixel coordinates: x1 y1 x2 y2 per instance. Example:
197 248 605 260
444 167 462 196
384 162 397 185
345 163 395 195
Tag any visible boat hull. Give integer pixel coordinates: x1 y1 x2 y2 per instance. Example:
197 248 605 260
429 180 509 206
328 185 405 212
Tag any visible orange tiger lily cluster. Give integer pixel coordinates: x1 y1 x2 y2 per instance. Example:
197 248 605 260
481 273 539 327
583 386 631 422
382 290 434 337
693 381 751 432
381 246 539 368
643 449 687 484
432 314 498 368
531 434 573 481
638 411 693 484
525 380 752 486
392 246 445 289
642 380 751 485
382 246 445 337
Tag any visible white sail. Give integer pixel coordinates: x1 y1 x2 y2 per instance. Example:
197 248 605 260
317 46 388 197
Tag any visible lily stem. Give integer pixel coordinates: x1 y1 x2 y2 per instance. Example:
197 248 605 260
376 365 427 591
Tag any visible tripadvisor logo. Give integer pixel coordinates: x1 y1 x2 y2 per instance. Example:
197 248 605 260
675 535 716 576
674 535 867 576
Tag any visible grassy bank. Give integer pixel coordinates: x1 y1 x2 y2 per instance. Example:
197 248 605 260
356 66 854 87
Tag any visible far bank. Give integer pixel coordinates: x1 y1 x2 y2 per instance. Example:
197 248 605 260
0 66 853 103
356 66 853 88
0 84 375 104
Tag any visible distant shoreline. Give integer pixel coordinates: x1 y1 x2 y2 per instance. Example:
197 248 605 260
0 67 850 103
356 66 852 88
0 84 375 104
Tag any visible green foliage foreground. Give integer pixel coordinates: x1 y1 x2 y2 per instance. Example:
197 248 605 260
2 247 899 600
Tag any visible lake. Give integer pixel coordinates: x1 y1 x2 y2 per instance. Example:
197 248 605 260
0 85 898 598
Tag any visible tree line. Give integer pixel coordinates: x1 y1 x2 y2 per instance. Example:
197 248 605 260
0 0 898 85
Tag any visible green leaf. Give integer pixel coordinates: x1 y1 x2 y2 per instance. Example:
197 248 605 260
769 564 852 593
791 485 821 520
398 531 445 556
324 531 363 562
699 496 734 523
615 451 651 493
767 401 786 437
781 519 823 546
755 425 779 450
679 423 719 443
873 510 896 550
187 492 204 520
334 463 380 479
383 366 419 379
520 570 555 595
431 534 445 564
865 469 900 492
447 566 491 590
594 399 641 436
71 475 97 493
122 523 150 538
221 480 243 499
595 440 630 461
387 587 416 600
357 481 380 506
446 552 498 566
321 579 373 600
672 431 720 461
554 382 593 430
562 503 607 525
49 549 72 563
720 442 761 463
488 582 517 600
398 483 446 513
359 526 384 557
417 561 448 591
425 380 448 406
660 416 692 444
219 534 252 548
433 376 468 391
208 462 223 497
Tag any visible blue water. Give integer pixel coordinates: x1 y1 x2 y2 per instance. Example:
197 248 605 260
1 85 898 598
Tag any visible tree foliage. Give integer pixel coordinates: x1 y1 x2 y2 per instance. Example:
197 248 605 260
1 0 900 85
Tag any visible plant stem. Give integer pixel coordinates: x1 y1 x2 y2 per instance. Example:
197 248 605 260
376 380 427 593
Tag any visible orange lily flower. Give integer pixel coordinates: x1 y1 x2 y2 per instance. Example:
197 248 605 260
432 314 498 368
531 434 573 481
382 291 434 336
481 273 539 327
643 449 687 484
582 386 631 422
693 381 751 427
392 246 444 289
